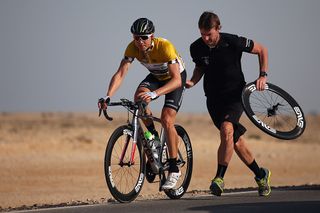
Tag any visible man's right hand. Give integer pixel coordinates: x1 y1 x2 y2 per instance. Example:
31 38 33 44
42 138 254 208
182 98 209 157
98 96 110 110
185 80 195 89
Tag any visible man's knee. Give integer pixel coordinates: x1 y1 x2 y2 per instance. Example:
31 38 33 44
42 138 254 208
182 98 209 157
233 123 247 143
220 122 234 142
234 136 244 149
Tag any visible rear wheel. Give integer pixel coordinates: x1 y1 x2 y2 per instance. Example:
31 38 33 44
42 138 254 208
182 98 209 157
162 125 193 199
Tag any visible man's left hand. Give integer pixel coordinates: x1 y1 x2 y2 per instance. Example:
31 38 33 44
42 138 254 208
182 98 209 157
256 76 267 91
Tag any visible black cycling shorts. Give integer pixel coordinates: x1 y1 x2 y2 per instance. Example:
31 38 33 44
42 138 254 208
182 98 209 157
206 97 247 143
138 71 186 112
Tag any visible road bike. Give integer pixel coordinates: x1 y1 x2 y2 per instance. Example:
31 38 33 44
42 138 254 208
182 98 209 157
242 82 306 140
98 98 193 203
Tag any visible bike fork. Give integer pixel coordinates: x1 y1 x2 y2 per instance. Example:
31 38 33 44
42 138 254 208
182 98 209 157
119 135 137 166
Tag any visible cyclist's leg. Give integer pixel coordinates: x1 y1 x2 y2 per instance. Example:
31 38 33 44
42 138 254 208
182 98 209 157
161 70 186 162
161 107 179 160
135 74 160 133
161 107 181 190
161 71 186 189
134 86 152 124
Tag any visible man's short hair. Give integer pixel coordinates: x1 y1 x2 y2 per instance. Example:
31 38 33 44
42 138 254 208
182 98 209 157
198 11 221 31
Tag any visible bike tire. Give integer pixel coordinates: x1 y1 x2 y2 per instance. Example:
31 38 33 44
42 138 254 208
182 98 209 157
242 82 306 140
104 125 146 203
163 125 193 199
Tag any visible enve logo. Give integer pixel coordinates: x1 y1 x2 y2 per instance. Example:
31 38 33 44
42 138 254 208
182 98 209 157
135 173 144 192
253 115 277 133
294 106 304 128
248 84 256 92
248 83 269 93
108 166 115 187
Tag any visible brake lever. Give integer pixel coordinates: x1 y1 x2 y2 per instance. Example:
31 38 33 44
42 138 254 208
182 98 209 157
98 99 113 121
103 109 113 121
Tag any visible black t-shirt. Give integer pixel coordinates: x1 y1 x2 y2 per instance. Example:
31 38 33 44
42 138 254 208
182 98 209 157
190 33 254 99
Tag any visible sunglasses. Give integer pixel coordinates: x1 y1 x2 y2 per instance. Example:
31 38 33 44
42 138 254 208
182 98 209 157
133 34 152 41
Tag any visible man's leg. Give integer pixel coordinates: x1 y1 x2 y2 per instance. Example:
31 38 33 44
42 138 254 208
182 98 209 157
218 121 235 166
210 121 234 196
161 107 181 190
234 136 271 196
234 136 265 178
234 136 254 164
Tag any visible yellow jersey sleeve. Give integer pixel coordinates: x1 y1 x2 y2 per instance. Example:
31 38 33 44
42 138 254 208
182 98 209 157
124 41 137 62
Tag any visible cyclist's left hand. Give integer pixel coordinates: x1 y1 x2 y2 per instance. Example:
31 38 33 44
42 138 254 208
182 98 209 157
256 76 267 91
139 91 158 102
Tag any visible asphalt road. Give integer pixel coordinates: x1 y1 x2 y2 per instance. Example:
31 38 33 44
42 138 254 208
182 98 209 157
13 186 320 213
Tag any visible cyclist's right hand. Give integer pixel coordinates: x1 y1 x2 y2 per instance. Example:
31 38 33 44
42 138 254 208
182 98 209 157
98 96 110 110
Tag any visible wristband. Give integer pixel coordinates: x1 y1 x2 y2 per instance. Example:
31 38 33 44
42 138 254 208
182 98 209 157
101 96 110 104
144 91 158 100
259 71 268 77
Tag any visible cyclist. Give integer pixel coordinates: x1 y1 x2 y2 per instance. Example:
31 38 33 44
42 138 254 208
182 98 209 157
98 18 187 190
186 11 271 196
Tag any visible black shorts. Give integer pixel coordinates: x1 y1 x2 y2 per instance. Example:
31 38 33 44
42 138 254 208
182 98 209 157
138 71 186 111
206 97 246 143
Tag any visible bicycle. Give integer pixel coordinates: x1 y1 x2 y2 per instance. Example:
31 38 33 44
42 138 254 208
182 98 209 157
98 98 193 203
242 81 306 140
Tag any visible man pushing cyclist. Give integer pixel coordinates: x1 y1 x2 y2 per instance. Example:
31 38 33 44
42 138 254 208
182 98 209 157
186 11 271 197
98 18 186 190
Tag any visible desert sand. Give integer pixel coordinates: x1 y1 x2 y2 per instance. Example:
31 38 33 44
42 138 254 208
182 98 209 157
0 112 319 210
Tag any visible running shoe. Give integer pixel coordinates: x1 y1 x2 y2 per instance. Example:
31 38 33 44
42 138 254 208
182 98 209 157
255 168 271 196
210 177 224 196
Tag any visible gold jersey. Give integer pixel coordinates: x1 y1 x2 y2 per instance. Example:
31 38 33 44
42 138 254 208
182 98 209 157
124 37 185 81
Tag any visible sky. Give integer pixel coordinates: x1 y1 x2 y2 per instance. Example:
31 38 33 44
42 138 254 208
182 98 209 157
1 0 320 113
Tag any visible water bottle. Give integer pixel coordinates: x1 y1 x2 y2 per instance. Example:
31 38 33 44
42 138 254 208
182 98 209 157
144 131 160 160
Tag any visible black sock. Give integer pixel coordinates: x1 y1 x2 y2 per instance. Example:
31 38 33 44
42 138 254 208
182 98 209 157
168 158 179 173
215 164 228 178
248 160 264 179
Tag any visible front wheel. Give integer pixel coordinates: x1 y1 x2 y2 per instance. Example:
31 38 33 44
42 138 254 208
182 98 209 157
163 125 193 199
104 125 146 203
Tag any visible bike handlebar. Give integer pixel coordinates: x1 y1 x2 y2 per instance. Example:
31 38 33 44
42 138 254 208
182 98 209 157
98 98 147 121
